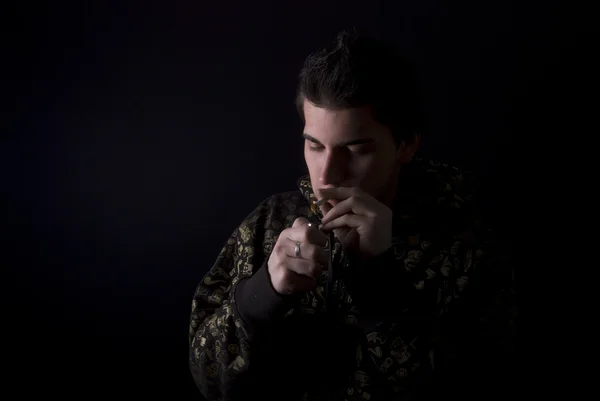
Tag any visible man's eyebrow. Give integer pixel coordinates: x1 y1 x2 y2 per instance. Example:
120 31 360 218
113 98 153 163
302 133 375 147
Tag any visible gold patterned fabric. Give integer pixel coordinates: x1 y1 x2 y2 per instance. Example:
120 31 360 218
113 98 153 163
188 157 517 401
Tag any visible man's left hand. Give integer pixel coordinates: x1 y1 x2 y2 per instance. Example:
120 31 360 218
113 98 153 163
318 187 392 261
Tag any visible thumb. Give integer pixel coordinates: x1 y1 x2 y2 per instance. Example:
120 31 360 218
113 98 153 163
318 200 333 218
292 216 311 228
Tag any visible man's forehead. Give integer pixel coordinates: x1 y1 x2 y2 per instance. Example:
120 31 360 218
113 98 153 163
301 100 384 143
303 100 373 120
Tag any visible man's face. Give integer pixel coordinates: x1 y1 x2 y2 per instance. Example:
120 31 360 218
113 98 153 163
302 99 418 207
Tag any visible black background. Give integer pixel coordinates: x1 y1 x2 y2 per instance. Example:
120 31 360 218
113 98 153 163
3 0 593 398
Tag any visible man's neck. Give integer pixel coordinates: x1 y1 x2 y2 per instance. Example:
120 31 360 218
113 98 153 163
379 164 402 209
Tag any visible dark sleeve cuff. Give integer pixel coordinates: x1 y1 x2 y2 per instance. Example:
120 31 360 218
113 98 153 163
234 262 293 340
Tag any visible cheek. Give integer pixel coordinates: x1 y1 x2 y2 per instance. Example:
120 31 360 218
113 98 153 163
349 154 377 177
304 149 319 171
304 151 384 184
354 154 394 184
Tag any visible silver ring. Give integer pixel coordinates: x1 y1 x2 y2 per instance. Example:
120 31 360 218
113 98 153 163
294 242 302 258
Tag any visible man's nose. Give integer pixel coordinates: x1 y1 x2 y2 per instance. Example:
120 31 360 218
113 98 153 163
319 152 346 185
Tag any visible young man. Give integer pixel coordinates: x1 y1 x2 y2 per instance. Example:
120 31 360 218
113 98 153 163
189 30 517 401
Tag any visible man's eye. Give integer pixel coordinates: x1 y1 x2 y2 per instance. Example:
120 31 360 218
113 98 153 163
349 145 373 153
309 145 372 153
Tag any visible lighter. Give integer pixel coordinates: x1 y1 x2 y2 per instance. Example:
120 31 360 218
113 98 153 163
308 198 335 313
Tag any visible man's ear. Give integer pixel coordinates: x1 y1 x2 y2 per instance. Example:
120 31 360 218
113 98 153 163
396 133 421 164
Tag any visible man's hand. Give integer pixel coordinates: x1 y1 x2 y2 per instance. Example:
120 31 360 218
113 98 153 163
267 217 330 295
318 187 393 261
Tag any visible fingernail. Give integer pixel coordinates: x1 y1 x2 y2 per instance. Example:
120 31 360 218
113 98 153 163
315 198 328 207
318 223 323 229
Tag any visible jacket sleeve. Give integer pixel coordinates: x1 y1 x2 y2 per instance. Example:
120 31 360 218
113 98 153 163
188 198 293 401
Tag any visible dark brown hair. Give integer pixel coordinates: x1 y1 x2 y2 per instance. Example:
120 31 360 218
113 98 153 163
296 30 424 146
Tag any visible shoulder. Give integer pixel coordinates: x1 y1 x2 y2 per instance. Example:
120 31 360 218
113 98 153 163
414 157 478 210
404 157 484 232
410 160 513 300
262 190 309 212
416 159 511 285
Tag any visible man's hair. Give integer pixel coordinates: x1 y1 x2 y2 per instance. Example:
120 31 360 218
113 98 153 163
296 30 424 146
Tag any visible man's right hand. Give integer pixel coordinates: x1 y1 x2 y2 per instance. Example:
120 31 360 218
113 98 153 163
267 217 330 295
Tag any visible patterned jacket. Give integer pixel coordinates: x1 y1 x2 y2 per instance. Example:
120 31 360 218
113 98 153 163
189 157 517 401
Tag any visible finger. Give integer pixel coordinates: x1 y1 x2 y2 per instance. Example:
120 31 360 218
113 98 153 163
292 217 311 228
317 199 333 217
315 246 330 267
289 271 318 292
288 216 328 245
286 224 328 247
284 256 323 280
284 237 329 266
306 242 330 266
320 196 374 224
277 263 318 293
306 226 329 247
315 192 342 218
318 187 363 202
320 213 366 231
315 197 331 209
